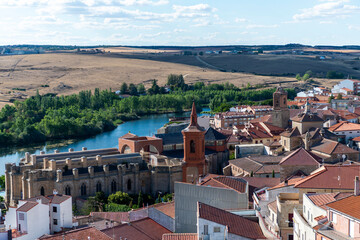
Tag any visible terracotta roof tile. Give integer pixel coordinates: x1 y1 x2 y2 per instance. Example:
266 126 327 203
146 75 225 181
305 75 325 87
154 202 175 219
314 215 326 221
239 177 280 189
39 227 112 240
326 195 360 220
198 202 266 239
329 122 360 132
162 233 198 240
268 177 304 190
311 138 358 155
16 202 38 212
101 218 171 240
295 165 360 189
307 192 352 209
200 176 247 193
279 148 321 166
91 212 129 222
291 112 324 123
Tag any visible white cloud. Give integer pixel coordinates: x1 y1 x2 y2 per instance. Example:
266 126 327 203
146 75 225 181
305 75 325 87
293 0 360 21
235 17 247 23
246 24 278 29
348 25 360 31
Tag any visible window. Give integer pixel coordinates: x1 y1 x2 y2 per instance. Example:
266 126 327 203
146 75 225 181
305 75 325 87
53 206 57 213
111 180 117 193
190 140 196 153
332 212 337 223
80 183 87 196
127 179 132 191
65 185 71 196
19 213 24 221
288 213 294 227
53 219 58 225
40 186 45 196
96 181 102 193
214 226 220 232
204 225 208 235
349 220 354 238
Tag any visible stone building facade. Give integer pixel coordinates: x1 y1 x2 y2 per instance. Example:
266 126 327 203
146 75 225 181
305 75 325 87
5 148 183 207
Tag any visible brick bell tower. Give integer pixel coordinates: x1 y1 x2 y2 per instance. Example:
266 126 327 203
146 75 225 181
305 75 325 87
182 102 206 183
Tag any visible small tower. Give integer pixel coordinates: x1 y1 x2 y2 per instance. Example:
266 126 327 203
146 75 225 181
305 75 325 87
182 102 206 183
271 85 290 128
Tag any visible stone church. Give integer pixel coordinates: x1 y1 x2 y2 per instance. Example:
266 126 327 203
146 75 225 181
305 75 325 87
5 103 228 207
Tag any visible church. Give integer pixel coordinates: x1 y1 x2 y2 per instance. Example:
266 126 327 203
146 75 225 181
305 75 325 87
5 103 228 206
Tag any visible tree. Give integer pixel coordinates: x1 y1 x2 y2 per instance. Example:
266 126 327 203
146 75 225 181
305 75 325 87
336 94 343 100
108 191 132 205
120 83 128 94
295 74 301 81
137 84 146 95
137 191 143 208
327 71 344 79
95 191 107 211
0 175 4 189
129 84 138 96
272 170 275 178
302 73 310 81
147 79 160 95
328 95 335 103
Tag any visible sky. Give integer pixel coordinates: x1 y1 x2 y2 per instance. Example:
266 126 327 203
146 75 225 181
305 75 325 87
1 0 360 46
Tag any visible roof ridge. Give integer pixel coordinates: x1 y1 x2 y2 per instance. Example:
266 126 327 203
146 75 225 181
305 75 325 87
294 166 328 188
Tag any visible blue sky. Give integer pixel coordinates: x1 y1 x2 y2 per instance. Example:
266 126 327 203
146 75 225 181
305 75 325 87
1 0 360 46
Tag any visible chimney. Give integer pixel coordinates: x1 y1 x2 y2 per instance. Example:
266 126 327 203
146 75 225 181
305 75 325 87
355 176 360 196
284 179 288 186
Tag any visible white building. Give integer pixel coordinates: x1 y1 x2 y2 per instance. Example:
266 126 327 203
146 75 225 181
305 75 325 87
293 192 351 240
332 79 360 95
197 202 266 240
4 193 72 240
328 121 360 143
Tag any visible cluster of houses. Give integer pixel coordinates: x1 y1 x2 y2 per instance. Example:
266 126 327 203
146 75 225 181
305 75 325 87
4 84 360 239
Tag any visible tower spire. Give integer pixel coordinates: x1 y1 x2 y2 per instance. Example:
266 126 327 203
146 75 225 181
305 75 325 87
190 101 198 126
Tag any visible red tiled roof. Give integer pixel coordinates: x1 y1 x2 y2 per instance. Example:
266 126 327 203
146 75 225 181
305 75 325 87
198 202 266 239
26 194 71 205
279 148 321 166
200 177 247 193
120 132 138 138
250 114 272 123
326 195 360 220
307 192 352 209
353 136 360 142
291 112 324 123
311 139 358 155
295 165 360 189
268 177 304 190
39 227 112 240
329 122 360 132
240 177 280 189
314 215 326 221
154 202 175 219
101 218 171 240
162 233 198 240
16 202 38 212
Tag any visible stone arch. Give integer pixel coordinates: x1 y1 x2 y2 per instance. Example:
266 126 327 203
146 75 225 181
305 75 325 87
140 144 160 154
65 185 71 196
96 181 102 193
120 144 132 154
40 186 45 196
80 183 87 196
111 179 117 193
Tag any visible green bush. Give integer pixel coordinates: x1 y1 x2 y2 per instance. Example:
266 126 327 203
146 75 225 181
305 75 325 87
104 203 131 212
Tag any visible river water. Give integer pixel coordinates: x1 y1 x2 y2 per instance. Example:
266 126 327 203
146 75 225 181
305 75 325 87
0 109 210 175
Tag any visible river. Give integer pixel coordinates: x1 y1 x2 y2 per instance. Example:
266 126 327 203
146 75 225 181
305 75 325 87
0 109 210 175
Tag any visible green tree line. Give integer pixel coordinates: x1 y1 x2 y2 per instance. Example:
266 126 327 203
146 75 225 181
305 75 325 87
0 78 295 147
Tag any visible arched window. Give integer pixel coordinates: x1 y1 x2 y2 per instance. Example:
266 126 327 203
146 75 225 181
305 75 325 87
96 181 102 193
190 140 195 153
40 187 45 196
111 180 117 193
65 185 71 196
127 179 132 191
81 183 87 196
